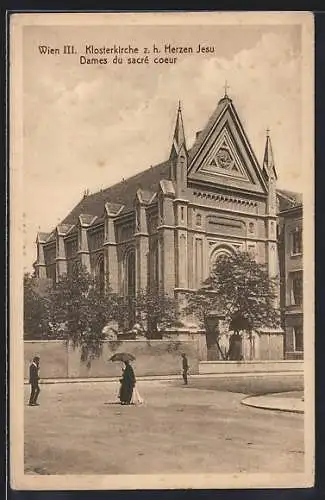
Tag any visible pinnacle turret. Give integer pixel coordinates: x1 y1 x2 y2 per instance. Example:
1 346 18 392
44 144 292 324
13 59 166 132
170 101 186 159
262 129 277 180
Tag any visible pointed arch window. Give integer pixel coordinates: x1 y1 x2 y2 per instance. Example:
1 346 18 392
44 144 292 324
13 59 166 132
124 248 136 329
95 254 105 295
150 240 159 293
46 264 56 283
125 249 136 298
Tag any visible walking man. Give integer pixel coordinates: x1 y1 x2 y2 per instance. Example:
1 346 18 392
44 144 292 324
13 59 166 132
29 356 41 406
181 353 189 385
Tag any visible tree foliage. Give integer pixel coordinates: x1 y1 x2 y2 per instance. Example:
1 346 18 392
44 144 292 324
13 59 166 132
116 289 179 339
46 261 119 364
23 273 51 339
186 251 280 333
24 264 179 362
134 289 179 339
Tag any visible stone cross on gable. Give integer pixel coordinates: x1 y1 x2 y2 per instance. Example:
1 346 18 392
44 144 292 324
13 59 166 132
224 80 230 97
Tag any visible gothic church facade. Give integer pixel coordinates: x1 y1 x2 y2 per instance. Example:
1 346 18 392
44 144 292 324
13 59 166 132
34 92 299 348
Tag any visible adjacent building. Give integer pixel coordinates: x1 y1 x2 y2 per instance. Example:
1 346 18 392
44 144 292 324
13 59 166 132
278 191 303 359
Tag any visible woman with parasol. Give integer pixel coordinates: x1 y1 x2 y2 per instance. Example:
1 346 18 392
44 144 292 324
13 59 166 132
110 352 142 405
119 360 135 405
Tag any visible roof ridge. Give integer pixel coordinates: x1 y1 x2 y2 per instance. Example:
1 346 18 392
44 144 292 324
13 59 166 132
86 160 168 200
60 159 171 225
277 188 302 198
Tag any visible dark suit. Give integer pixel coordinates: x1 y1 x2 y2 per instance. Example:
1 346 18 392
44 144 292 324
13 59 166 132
29 362 40 405
182 356 189 385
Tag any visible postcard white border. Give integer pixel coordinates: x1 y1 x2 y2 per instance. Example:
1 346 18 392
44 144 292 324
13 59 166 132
9 11 314 490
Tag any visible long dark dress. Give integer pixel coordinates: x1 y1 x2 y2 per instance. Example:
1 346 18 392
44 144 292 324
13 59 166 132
119 364 136 404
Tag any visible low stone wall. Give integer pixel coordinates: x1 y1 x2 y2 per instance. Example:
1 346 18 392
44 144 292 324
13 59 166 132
164 329 285 361
164 329 207 360
24 339 199 379
286 351 304 360
199 360 304 375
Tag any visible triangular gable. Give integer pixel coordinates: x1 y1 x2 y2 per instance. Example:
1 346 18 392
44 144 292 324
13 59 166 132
188 98 267 195
199 126 252 181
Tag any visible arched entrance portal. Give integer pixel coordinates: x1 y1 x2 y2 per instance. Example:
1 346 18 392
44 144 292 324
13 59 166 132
209 244 235 274
206 244 237 361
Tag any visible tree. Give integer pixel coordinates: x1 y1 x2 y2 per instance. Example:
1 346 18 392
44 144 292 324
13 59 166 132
135 289 179 339
47 261 119 365
116 289 179 339
186 251 280 358
23 273 51 339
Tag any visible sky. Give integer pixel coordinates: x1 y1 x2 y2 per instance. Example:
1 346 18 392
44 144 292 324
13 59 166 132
21 21 303 271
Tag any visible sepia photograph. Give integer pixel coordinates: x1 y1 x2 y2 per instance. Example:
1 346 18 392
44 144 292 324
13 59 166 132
10 11 314 490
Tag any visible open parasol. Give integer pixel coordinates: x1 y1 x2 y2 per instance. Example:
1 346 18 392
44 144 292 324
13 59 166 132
109 352 136 362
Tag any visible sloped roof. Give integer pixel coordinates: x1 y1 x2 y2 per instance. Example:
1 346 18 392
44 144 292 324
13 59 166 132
277 189 303 212
188 97 229 163
79 214 98 226
61 160 171 225
57 223 74 235
37 232 51 243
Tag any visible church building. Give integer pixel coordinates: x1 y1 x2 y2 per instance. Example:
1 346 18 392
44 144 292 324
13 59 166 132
34 91 302 357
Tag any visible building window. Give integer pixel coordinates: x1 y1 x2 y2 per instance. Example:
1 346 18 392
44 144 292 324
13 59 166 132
46 264 56 283
149 241 159 293
292 228 302 255
148 215 158 234
247 244 256 257
210 246 233 273
44 246 56 265
196 214 202 226
290 271 303 306
65 238 78 259
181 207 184 222
95 255 105 295
293 326 303 352
88 229 104 252
248 222 254 233
125 249 136 297
120 223 135 242
44 245 57 283
124 249 136 329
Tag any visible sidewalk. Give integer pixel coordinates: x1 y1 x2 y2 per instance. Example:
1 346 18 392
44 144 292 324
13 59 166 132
23 371 302 385
241 392 304 414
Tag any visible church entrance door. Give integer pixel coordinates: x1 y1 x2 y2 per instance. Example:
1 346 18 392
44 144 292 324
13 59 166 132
204 313 227 361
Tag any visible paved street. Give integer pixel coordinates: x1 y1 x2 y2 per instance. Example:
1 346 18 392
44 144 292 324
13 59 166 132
24 376 304 475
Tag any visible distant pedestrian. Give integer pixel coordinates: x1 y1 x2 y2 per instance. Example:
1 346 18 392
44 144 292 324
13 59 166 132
181 353 189 385
28 356 41 406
